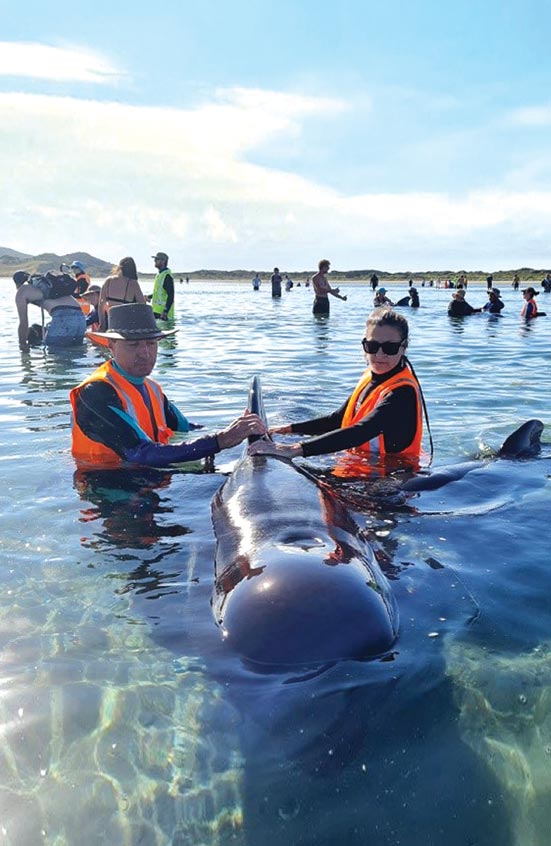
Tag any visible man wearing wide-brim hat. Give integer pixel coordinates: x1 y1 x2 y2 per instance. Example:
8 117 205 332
70 304 266 469
482 287 505 314
447 288 482 316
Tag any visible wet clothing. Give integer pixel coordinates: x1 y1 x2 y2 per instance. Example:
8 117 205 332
44 305 86 347
289 361 420 458
483 298 504 314
71 360 219 468
340 364 422 459
448 299 477 316
152 268 175 318
521 297 538 319
313 296 330 315
85 306 100 327
74 272 91 296
99 276 144 330
271 273 282 298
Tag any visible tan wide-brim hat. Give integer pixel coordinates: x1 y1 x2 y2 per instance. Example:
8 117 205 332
88 303 177 340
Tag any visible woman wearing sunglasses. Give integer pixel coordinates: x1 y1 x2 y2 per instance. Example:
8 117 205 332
249 308 425 470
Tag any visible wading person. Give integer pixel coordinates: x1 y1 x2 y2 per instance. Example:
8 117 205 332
15 272 86 348
447 289 481 316
311 259 347 315
70 304 266 468
151 252 175 320
98 256 146 331
249 308 423 471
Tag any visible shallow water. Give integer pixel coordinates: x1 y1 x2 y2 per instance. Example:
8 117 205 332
1 279 550 845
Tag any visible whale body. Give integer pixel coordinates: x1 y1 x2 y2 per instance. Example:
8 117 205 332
211 377 398 668
402 419 544 492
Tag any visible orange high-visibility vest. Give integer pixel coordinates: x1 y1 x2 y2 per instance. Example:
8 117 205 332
340 365 423 458
70 361 174 467
521 297 538 318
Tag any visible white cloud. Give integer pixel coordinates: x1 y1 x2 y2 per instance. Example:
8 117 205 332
508 105 551 126
1 85 551 270
0 41 127 84
202 207 238 243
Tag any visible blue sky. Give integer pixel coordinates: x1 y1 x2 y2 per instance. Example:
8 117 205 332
1 0 551 271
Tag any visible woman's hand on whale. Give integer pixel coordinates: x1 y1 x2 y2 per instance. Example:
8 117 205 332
217 413 267 449
248 440 303 459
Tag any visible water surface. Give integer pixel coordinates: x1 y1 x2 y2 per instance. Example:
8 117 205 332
1 279 550 845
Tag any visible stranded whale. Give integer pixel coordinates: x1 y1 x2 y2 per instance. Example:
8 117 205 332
211 376 398 668
402 419 544 493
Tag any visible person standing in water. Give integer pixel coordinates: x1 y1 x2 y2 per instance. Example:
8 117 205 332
521 287 539 319
271 267 282 298
248 308 423 470
312 259 347 315
98 256 146 331
71 304 266 468
151 252 175 321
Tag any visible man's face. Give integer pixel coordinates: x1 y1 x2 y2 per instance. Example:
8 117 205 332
154 257 166 271
109 338 158 378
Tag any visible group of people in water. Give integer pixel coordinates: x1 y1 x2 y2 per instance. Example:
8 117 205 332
11 252 549 476
69 300 423 476
446 284 543 318
14 252 175 348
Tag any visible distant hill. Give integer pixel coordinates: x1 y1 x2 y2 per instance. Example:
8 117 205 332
0 247 548 282
0 250 114 278
0 246 33 261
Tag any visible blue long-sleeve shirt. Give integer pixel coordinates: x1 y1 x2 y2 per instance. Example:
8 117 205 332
74 375 220 467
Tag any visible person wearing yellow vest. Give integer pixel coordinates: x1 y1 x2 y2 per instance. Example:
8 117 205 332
248 308 424 471
151 251 175 320
70 303 266 469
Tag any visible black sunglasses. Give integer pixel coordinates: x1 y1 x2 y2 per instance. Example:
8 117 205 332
362 338 404 355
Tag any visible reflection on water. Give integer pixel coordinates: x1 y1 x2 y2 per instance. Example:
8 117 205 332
0 280 550 844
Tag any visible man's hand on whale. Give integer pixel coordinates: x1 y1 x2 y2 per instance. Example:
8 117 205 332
217 412 267 449
248 438 303 459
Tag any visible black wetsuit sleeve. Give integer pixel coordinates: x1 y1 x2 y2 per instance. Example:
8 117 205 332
163 274 174 314
299 385 418 457
74 381 220 466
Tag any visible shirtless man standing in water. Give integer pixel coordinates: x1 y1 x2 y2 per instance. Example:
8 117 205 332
311 259 347 315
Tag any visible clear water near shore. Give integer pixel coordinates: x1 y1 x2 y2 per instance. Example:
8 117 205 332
1 279 550 845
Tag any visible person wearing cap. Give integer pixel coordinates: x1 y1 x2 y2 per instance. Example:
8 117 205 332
311 259 347 315
447 289 482 317
98 256 146 331
70 303 266 469
482 288 504 314
373 287 394 308
521 287 539 319
14 272 86 348
151 252 174 320
70 261 91 296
